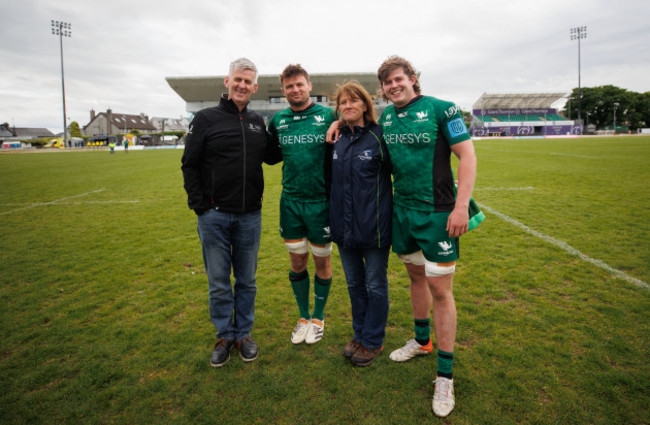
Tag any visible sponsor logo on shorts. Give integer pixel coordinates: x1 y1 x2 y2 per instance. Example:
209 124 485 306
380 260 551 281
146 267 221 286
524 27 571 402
323 226 331 239
437 241 453 256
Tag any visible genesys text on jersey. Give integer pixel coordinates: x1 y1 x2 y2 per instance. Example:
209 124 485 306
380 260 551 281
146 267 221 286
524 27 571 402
280 134 326 145
384 132 431 144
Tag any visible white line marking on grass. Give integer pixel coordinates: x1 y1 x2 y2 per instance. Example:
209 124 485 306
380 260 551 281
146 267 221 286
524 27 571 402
475 187 535 191
550 153 601 159
477 202 649 290
0 189 106 216
47 200 140 205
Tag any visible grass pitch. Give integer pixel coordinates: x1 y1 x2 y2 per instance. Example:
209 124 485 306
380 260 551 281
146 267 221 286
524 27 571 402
1 136 648 424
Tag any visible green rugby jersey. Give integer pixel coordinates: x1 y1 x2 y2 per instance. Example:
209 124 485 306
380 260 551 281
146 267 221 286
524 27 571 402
379 96 471 212
268 103 336 201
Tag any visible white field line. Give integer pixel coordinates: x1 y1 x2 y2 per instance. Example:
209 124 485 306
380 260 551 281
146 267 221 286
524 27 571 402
475 186 535 191
1 200 140 206
549 152 601 159
48 200 140 205
477 202 649 290
0 189 124 216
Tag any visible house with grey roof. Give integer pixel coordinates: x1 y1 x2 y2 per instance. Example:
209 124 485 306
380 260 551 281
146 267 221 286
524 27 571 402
83 109 156 136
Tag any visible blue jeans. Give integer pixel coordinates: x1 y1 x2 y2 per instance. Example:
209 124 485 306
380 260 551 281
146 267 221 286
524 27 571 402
338 246 390 349
197 208 261 342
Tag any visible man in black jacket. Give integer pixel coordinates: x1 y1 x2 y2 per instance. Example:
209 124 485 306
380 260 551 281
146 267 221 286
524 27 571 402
181 57 281 367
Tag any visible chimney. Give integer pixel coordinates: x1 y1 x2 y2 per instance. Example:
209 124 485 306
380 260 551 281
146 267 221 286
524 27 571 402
90 109 96 121
107 109 113 134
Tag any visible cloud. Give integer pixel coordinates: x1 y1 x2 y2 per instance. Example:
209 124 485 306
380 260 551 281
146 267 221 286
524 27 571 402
1 0 648 132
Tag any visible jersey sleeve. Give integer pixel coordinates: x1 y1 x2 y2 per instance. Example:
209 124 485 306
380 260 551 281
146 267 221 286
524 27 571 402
436 101 471 146
267 116 277 140
327 108 337 125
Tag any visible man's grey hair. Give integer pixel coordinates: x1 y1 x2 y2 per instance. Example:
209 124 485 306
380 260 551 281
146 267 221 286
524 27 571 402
229 57 258 84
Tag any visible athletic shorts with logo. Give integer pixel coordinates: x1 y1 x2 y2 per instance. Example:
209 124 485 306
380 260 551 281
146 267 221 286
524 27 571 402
392 205 459 263
280 196 331 245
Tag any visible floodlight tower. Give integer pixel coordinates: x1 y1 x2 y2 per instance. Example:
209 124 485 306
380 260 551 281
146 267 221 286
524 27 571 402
570 26 587 124
51 20 72 147
613 102 620 133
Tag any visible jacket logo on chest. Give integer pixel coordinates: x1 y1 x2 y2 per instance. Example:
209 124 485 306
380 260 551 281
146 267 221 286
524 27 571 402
358 150 372 161
248 123 263 133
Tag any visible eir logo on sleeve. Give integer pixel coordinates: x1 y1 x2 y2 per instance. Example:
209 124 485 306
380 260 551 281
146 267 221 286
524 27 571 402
448 118 468 138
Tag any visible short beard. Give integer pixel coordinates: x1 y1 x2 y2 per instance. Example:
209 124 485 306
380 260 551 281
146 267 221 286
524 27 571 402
288 98 310 110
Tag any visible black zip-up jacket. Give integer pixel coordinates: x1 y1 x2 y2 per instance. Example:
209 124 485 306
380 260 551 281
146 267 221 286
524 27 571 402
181 95 282 215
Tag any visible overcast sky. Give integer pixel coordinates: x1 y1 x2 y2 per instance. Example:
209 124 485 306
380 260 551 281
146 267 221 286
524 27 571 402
1 0 648 133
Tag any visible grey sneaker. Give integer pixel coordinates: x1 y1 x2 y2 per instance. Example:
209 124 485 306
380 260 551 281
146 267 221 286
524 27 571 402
211 338 234 367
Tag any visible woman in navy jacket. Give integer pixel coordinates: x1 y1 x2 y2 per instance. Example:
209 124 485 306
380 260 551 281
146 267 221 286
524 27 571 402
330 82 393 366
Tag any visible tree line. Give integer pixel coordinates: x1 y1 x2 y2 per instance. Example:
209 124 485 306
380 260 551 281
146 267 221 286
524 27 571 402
565 85 650 130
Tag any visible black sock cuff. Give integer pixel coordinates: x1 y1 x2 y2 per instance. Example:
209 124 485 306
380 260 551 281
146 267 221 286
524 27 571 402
289 269 308 281
414 319 430 327
438 351 454 360
314 274 332 286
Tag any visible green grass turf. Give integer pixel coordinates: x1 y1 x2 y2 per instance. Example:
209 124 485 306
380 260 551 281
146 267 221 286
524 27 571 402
1 136 648 424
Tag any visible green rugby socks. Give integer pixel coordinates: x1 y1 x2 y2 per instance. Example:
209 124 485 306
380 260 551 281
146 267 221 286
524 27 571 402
312 274 332 321
290 269 310 320
414 318 431 346
437 349 454 379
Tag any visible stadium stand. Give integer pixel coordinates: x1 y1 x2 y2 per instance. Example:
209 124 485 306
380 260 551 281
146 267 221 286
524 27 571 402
470 93 584 137
166 73 386 124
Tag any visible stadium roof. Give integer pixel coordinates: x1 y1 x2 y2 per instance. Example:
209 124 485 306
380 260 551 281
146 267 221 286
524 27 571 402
472 93 569 110
166 73 382 102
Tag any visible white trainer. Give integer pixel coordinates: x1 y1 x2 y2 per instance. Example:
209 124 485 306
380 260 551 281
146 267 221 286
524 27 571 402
291 318 310 344
432 377 455 417
305 319 324 344
389 339 433 362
